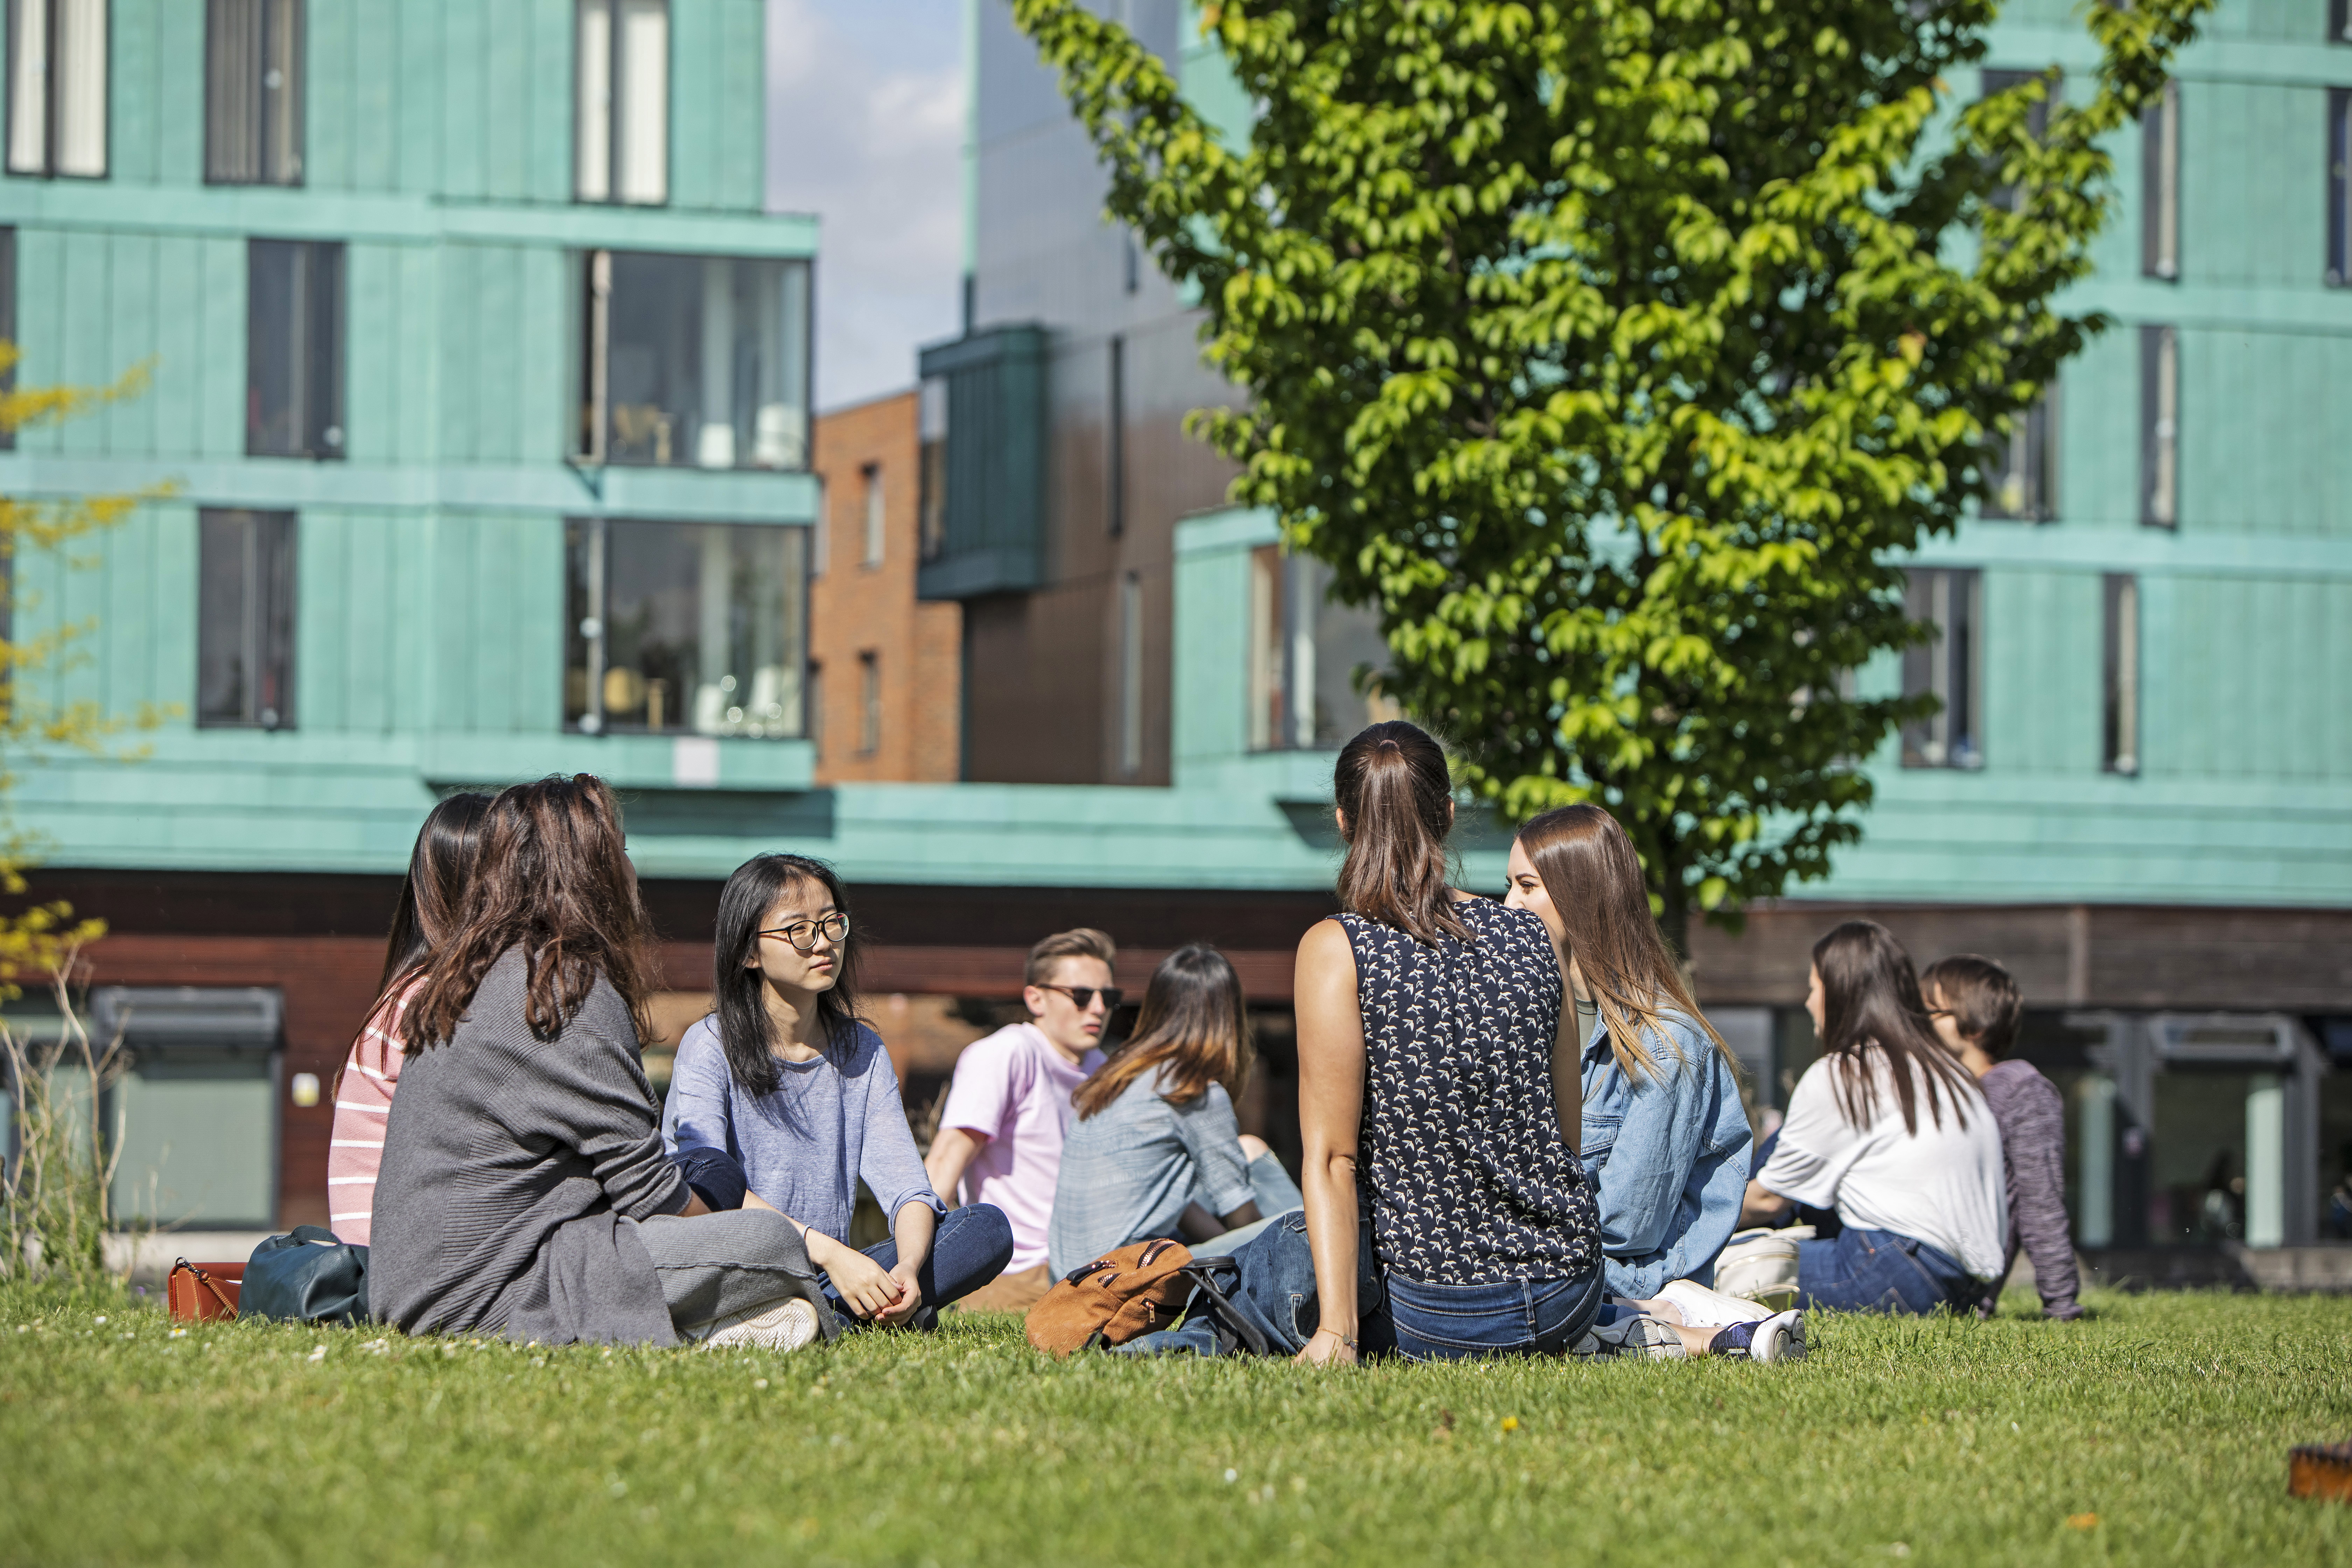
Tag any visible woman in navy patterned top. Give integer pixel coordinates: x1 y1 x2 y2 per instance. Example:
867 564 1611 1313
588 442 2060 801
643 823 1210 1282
1291 723 1735 1363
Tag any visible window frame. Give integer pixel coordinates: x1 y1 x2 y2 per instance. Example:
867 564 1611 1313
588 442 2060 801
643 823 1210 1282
203 0 304 188
860 461 884 568
245 237 346 461
2141 80 2179 281
856 649 881 756
2333 0 2351 46
574 0 668 207
196 507 299 732
2140 324 2178 530
574 248 815 473
1106 334 1127 538
1981 388 2058 523
2102 574 2140 777
563 515 811 741
5 0 108 180
2330 89 2351 289
1117 570 1143 775
1900 567 1984 771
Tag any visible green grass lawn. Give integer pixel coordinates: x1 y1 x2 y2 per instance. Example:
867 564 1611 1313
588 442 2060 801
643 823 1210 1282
2 1282 2347 1567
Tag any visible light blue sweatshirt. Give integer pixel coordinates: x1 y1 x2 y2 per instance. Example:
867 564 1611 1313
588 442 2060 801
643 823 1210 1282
660 1016 942 1244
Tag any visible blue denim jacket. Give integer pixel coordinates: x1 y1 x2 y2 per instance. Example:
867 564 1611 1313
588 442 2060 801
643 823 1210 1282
1579 1008 1752 1298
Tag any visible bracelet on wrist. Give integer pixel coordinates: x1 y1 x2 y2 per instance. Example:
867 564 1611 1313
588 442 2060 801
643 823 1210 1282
1315 1327 1358 1348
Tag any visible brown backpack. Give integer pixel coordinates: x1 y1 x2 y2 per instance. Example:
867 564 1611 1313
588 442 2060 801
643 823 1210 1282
1024 1239 1197 1356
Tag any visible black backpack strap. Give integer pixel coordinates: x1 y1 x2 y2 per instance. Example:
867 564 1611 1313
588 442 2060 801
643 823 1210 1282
1176 1260 1270 1357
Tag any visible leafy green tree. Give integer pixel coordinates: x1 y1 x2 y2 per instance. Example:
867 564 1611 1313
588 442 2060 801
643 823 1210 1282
1013 0 2210 945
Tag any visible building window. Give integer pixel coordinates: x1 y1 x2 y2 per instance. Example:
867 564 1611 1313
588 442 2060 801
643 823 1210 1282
247 239 344 460
1106 335 1126 537
1981 69 2057 215
575 0 667 205
2141 80 2179 281
1246 545 1396 751
860 462 884 567
918 375 947 562
810 479 828 577
198 509 297 730
1117 572 1143 775
2141 324 2178 529
578 250 811 470
205 0 303 186
2331 90 2350 288
1982 391 2055 522
1901 567 1982 770
564 518 808 739
856 650 881 755
5 0 105 178
2334 0 2351 44
2102 574 2140 777
806 659 824 759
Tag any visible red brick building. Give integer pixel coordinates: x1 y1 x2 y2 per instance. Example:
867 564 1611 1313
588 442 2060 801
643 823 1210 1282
808 390 961 783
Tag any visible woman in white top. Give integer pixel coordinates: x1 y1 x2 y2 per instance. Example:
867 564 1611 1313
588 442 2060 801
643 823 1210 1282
1743 920 2007 1313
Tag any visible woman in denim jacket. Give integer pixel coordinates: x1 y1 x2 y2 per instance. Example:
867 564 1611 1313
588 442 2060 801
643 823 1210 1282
1506 806 1777 1336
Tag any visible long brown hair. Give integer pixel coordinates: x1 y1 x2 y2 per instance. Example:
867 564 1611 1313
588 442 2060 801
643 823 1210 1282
358 792 490 1066
1811 920 1980 1134
406 775 661 1049
1333 721 1470 945
1514 805 1733 1082
1072 944 1253 1120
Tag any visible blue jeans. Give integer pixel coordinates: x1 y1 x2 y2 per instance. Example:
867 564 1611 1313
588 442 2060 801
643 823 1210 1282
820 1202 1013 1332
1796 1226 1976 1314
1385 1266 1607 1362
1121 1209 1603 1362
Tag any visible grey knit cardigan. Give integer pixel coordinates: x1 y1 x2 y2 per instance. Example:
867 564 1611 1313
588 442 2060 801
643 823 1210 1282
371 947 691 1344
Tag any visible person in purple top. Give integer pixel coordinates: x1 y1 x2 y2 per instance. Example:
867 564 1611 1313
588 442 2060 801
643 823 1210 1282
1922 954 2084 1321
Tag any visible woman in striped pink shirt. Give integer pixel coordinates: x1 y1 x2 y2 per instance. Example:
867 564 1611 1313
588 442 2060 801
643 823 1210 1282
328 793 491 1243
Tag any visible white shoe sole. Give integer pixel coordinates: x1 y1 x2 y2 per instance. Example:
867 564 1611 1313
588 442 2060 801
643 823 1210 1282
694 1295 820 1353
1749 1309 1807 1364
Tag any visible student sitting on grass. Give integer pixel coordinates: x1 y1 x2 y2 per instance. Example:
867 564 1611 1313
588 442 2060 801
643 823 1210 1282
372 776 831 1351
923 928 1118 1309
1047 943 1303 1277
1921 954 2083 1321
1269 722 1795 1363
327 791 490 1245
663 853 1013 1330
1739 920 2008 1315
1503 804 1769 1333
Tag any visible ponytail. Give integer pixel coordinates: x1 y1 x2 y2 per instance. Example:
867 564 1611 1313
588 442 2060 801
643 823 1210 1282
1333 721 1470 945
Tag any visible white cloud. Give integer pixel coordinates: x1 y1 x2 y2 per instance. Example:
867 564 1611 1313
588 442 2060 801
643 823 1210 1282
768 0 968 412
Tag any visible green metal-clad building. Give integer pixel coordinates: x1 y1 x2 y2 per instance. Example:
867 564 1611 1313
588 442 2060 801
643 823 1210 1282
1 1 2347 1273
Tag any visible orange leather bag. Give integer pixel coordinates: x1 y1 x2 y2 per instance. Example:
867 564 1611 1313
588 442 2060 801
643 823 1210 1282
167 1259 243 1322
1024 1239 1196 1357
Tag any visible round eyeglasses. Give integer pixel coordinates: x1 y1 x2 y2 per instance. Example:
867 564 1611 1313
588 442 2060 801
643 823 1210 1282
757 913 850 952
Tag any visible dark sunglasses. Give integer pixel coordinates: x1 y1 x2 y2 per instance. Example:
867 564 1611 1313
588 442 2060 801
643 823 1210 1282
1035 983 1124 1012
755 913 850 953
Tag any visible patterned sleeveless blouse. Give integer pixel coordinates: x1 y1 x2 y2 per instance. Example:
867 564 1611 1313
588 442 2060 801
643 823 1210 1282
1340 897 1601 1285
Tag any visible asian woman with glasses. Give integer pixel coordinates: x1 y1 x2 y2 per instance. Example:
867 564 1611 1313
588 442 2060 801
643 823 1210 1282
661 853 1014 1329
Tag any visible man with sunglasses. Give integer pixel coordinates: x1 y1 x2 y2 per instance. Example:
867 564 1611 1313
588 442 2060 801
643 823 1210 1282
926 928 1121 1311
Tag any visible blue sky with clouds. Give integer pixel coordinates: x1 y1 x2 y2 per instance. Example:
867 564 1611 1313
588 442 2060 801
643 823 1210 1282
767 0 968 412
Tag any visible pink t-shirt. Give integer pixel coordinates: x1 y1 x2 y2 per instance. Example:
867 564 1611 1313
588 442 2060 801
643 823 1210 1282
938 1022 1104 1272
325 979 421 1246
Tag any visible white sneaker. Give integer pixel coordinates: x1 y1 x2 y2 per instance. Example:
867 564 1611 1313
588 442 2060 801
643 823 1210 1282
1748 1309 1807 1364
691 1295 820 1353
1657 1278 1774 1328
1714 1232 1802 1310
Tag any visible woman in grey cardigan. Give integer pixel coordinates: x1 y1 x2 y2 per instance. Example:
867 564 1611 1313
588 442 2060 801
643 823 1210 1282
371 775 831 1350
